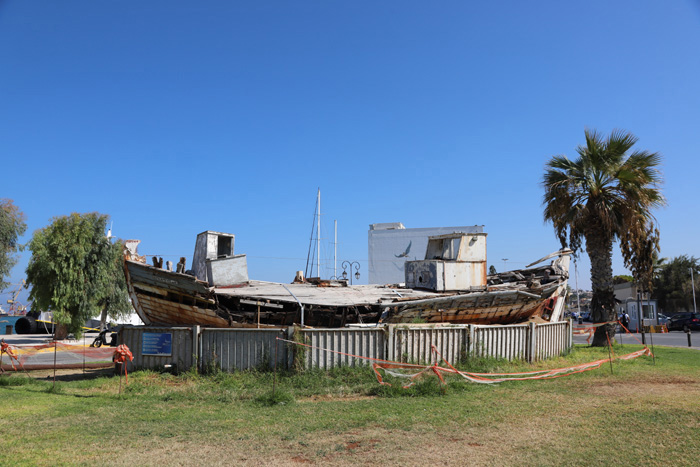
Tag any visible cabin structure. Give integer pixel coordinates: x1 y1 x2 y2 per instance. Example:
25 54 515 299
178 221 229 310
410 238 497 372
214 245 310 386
367 223 485 285
191 230 248 287
405 232 488 292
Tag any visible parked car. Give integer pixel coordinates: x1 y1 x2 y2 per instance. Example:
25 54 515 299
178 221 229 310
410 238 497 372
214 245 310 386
667 312 700 331
657 313 670 326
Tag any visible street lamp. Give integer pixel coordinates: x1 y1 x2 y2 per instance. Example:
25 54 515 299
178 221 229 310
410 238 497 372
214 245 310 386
691 267 698 314
501 258 509 271
341 260 361 285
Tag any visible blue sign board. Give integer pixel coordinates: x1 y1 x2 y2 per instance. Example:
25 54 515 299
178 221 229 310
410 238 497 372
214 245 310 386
142 332 172 356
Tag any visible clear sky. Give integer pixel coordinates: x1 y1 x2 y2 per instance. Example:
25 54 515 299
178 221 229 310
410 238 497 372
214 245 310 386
2 1 699 305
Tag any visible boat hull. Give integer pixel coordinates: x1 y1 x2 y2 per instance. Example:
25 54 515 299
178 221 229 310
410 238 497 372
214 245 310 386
124 259 229 328
386 288 563 324
124 258 568 328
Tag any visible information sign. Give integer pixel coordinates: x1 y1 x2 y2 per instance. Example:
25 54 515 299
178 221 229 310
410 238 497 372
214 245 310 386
142 332 172 356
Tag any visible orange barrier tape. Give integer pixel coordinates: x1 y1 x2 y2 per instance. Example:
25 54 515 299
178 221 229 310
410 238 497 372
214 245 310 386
113 344 134 383
277 332 653 387
572 321 620 344
1 341 21 371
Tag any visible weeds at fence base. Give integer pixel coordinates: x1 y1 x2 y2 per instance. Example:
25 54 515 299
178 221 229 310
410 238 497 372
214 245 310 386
255 389 295 406
292 326 307 373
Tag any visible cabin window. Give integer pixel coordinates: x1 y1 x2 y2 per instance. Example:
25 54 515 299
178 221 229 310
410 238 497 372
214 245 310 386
442 238 461 261
426 236 463 260
217 236 233 258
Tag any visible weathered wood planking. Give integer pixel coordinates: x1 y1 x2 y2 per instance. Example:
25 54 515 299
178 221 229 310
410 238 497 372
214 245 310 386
126 260 212 297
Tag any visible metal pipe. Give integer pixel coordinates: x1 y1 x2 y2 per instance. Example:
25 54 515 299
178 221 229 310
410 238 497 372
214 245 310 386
516 290 542 299
282 285 305 328
575 260 581 318
691 267 697 314
646 292 655 365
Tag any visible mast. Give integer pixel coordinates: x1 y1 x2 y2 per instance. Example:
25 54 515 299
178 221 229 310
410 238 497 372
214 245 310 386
317 189 321 278
304 189 321 278
334 219 337 279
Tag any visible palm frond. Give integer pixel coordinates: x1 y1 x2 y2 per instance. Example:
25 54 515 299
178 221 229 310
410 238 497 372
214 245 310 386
542 128 665 283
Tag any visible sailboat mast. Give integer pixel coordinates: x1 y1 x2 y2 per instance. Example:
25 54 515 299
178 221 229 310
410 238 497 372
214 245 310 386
317 189 321 278
334 219 337 279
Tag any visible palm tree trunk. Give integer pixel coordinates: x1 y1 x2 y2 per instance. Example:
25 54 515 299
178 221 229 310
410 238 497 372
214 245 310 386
585 224 617 347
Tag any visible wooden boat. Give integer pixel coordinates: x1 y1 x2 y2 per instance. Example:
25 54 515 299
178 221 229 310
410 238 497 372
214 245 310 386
123 231 572 328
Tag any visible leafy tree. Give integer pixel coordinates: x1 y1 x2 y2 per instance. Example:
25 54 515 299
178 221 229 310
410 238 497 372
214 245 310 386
25 213 131 335
0 199 27 291
653 255 699 315
543 129 664 346
612 275 634 285
488 265 497 275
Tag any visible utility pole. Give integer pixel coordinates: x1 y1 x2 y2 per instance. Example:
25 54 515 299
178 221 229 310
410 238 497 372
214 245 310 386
691 267 698 314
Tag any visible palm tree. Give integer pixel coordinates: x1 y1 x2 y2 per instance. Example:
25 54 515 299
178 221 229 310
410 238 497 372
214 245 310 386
543 129 665 346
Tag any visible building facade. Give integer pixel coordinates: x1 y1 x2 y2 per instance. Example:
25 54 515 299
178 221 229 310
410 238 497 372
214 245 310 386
614 282 657 331
367 222 485 285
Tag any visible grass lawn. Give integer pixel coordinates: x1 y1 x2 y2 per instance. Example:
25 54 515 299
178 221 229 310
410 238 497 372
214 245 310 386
1 344 699 466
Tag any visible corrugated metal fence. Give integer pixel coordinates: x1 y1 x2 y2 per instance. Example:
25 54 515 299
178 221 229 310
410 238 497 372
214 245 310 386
119 321 572 373
389 325 468 364
201 328 291 372
301 327 386 369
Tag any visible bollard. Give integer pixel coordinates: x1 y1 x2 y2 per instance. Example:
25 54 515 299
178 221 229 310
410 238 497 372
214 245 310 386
687 330 692 347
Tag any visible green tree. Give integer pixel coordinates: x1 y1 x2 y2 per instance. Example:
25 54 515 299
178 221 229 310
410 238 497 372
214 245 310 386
543 129 665 346
25 213 131 335
653 255 699 315
488 265 497 275
0 199 27 291
612 275 634 285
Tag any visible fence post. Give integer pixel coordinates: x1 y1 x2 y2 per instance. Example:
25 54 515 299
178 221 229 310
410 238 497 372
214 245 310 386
528 322 537 362
192 325 200 372
568 319 573 352
286 326 295 370
386 325 394 362
468 324 475 359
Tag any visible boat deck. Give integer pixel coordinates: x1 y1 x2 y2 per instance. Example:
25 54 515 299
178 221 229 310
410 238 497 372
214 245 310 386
213 281 444 307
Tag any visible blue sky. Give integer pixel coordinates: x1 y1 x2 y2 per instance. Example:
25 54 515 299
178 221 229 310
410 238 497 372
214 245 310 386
2 1 699 305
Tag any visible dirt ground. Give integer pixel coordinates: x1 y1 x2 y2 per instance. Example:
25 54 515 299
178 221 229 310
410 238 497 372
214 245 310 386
1 366 114 381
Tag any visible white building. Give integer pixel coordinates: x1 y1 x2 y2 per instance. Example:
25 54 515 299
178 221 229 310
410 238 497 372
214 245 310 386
614 282 657 331
367 222 485 285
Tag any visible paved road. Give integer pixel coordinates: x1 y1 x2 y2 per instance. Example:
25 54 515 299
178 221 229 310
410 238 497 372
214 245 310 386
1 332 100 346
573 328 700 349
